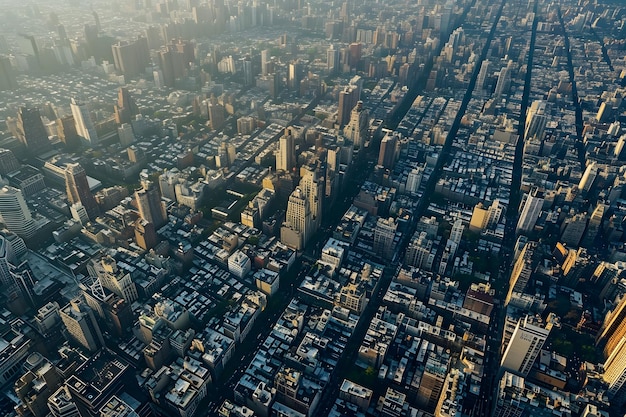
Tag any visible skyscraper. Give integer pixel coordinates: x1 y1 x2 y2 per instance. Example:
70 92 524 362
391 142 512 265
208 96 225 131
64 163 99 221
0 234 16 286
114 87 139 125
16 107 51 154
602 336 626 407
505 241 536 305
276 128 296 172
111 37 150 79
516 187 543 234
0 148 19 175
344 100 369 149
337 86 359 128
70 98 98 146
135 180 167 229
281 188 312 250
373 217 397 260
597 295 626 359
60 298 104 353
0 186 37 240
56 115 81 150
579 162 599 194
0 56 17 91
500 313 557 376
298 166 324 232
377 132 398 169
524 100 548 142
261 49 271 75
327 44 339 74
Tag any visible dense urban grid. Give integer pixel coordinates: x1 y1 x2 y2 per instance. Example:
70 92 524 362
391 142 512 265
0 0 624 416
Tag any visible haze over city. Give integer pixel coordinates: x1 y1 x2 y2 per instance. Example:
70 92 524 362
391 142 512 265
0 0 624 416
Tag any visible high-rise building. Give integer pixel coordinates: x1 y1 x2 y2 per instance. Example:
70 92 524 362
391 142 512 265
597 295 626 359
56 116 81 150
111 37 150 79
298 166 323 232
582 202 605 247
0 186 37 240
16 107 52 154
47 386 80 417
524 100 548 142
494 60 513 98
70 98 98 146
344 100 369 148
505 241 536 304
500 313 557 376
374 217 397 260
114 87 139 125
327 44 339 74
64 163 99 221
0 234 16 286
88 256 139 303
602 336 626 407
404 231 434 270
0 56 18 91
579 162 599 194
158 38 195 88
276 128 296 173
377 132 398 169
135 180 167 229
288 60 303 91
208 96 225 131
0 148 19 175
60 297 105 352
516 187 543 234
337 86 359 128
281 188 312 250
261 49 270 75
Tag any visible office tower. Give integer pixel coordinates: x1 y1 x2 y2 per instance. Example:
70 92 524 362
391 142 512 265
118 123 135 147
281 188 312 250
348 42 362 67
0 148 19 175
416 354 448 410
449 218 464 245
135 180 167 229
70 98 98 146
111 37 150 79
476 59 491 90
494 60 513 98
582 203 605 247
298 167 323 232
261 49 270 75
344 100 369 148
158 38 195 88
505 241 536 305
208 96 225 131
89 256 139 303
288 60 303 91
0 235 16 286
602 337 626 407
64 163 99 221
16 107 52 154
337 85 359 128
597 295 626 359
374 217 397 260
276 128 296 172
242 57 253 86
0 186 37 240
327 44 339 74
0 56 17 90
56 116 81 150
516 187 543 234
500 313 557 376
60 297 105 352
579 162 599 194
114 87 139 125
135 219 158 250
0 229 26 259
524 100 548 142
377 132 398 169
69 203 89 225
